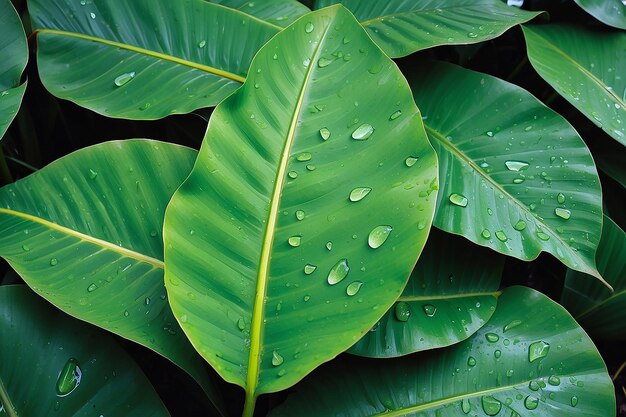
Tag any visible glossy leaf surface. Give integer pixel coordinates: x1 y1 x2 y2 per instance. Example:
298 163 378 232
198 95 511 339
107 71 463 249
0 285 169 416
210 0 310 26
164 5 438 401
29 0 279 119
0 140 222 413
411 61 604 283
573 0 626 30
0 0 28 140
270 286 615 417
314 0 542 57
523 24 626 146
350 227 503 358
561 216 626 339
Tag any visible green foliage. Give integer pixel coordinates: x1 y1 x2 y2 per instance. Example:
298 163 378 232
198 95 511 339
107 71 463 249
0 0 623 416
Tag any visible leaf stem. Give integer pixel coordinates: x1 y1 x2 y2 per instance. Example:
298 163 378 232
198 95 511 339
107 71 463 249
0 146 13 185
242 392 256 417
0 377 18 417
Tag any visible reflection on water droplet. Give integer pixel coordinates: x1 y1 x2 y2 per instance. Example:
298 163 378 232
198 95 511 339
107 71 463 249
56 358 82 397
352 124 374 140
305 22 314 33
505 160 529 171
272 350 283 366
368 225 392 249
529 380 540 391
346 281 363 296
405 156 419 167
503 320 522 332
326 241 333 251
524 395 539 410
327 258 349 285
494 350 502 359
423 304 436 317
481 396 501 416
395 302 410 322
114 72 135 87
349 187 372 202
468 32 478 38
288 171 298 179
449 193 468 207
319 127 331 140
555 208 571 220
528 340 550 362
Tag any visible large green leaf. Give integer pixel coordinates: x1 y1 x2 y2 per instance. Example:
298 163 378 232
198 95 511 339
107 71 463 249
410 61 605 284
314 0 542 57
163 5 438 412
573 0 626 30
28 0 279 120
210 0 310 26
350 227 503 358
561 216 626 339
0 0 28 140
523 24 626 146
269 286 615 417
0 285 169 416
0 140 223 414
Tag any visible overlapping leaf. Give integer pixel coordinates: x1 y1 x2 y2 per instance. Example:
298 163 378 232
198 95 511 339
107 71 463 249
573 0 626 30
350 228 503 358
270 286 615 417
163 5 438 411
0 285 169 416
28 0 279 119
411 61 605 283
0 0 28 140
523 24 626 146
211 0 310 26
314 0 542 57
0 140 223 414
561 216 626 339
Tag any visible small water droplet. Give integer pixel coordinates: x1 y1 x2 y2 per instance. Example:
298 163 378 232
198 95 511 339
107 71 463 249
326 241 333 251
123 310 129 317
351 123 374 140
288 236 301 247
303 295 310 302
555 208 571 220
503 320 522 332
449 193 468 207
485 333 500 343
179 314 188 323
528 340 550 362
524 125 533 132
368 225 392 249
272 350 284 366
305 22 314 33
548 375 561 386
317 57 333 68
481 229 491 239
495 230 507 242
405 156 419 167
486 131 494 137
56 358 82 397
505 160 529 171
319 127 331 140
198 40 206 48
346 281 363 296
87 283 98 292
557 193 566 204
467 356 477 367
468 32 478 38
524 395 539 410
462 398 471 414
494 350 502 359
389 110 402 120
88 169 98 179
237 318 245 330
571 396 578 407
327 258 349 285
394 302 411 321
349 187 372 202
304 264 316 275
296 152 311 162
529 380 540 391
288 171 298 179
481 396 502 416
145 297 151 305
89 12 96 19
513 220 526 231
295 210 305 221
423 304 436 317
114 72 135 87
536 231 550 241
50 258 58 266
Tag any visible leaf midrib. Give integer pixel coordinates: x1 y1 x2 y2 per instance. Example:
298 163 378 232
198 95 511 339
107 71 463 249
0 208 163 268
424 124 601 281
576 288 626 320
0 377 18 417
37 29 246 83
398 290 501 302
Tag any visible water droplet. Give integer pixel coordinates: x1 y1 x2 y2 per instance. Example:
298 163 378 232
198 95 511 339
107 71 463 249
368 225 392 249
306 164 316 171
351 123 374 140
467 356 477 367
317 57 333 68
198 40 206 48
326 241 333 251
394 302 410 322
548 375 561 386
56 358 82 397
50 258 58 266
481 229 491 239
505 160 529 171
272 350 284 366
304 22 314 33
87 283 98 292
485 333 499 343
405 156 419 167
557 193 566 204
495 230 507 242
277 369 286 377
524 395 539 410
346 281 363 296
449 193 468 207
524 125 533 132
503 320 522 332
114 72 135 87
288 171 298 179
89 12 96 19
296 152 311 162
423 304 436 317
288 236 301 247
327 258 349 285
555 208 571 220
295 210 305 220
88 169 98 180
303 295 310 302
468 32 478 38
494 350 502 359
513 220 526 231
481 396 502 416
123 310 129 317
536 231 550 241
304 264 316 275
319 127 331 140
529 380 540 391
571 396 578 407
237 318 245 330
349 187 372 202
506 369 514 377
462 398 471 414
145 297 151 305
528 340 550 362
389 110 402 120
486 131 494 137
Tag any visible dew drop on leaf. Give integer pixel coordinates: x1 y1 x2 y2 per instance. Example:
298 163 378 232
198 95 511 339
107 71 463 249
467 356 476 367
495 230 507 242
327 258 349 285
304 22 314 33
557 193 566 204
524 395 539 410
481 229 491 239
461 398 471 414
389 110 402 120
288 236 301 247
449 193 468 207
317 57 333 68
422 304 436 317
536 231 550 241
555 208 571 220
485 333 499 343
319 127 331 140
295 210 305 220
513 220 526 231
504 160 529 171
481 396 501 416
56 358 82 397
114 72 135 87
405 156 419 167
368 225 392 249
503 320 522 332
296 152 311 162
271 350 283 366
394 302 410 322
351 124 374 140
87 283 97 292
571 396 578 407
528 340 550 362
304 264 316 275
349 187 372 202
346 281 363 296
548 375 561 386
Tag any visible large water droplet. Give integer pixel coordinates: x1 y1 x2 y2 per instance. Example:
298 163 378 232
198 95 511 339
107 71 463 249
352 124 374 140
524 395 539 410
114 72 135 87
317 57 333 68
528 340 550 362
394 302 410 322
555 208 571 220
304 22 314 33
505 160 529 171
461 398 471 414
368 225 392 249
319 127 331 140
327 258 349 285
485 333 500 343
495 230 507 242
56 358 82 397
513 220 526 231
288 236 301 247
548 375 561 386
529 380 540 391
349 187 371 202
423 304 436 317
346 281 363 296
449 193 468 207
481 396 502 416
272 350 284 366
